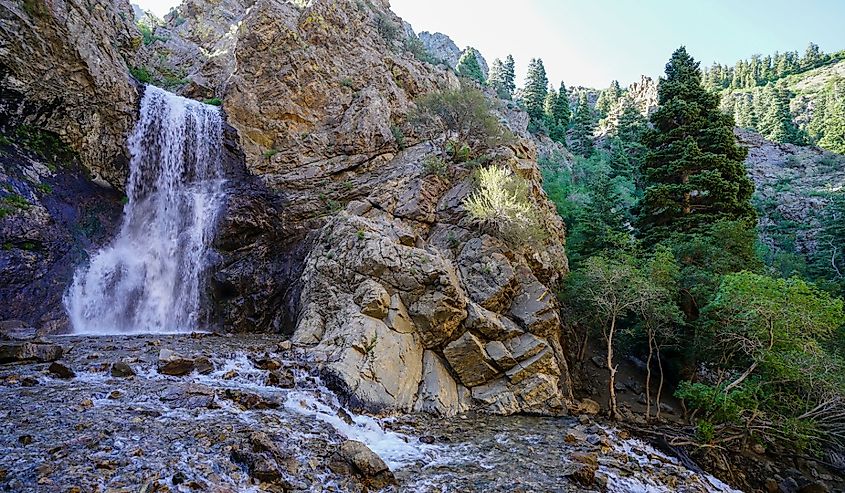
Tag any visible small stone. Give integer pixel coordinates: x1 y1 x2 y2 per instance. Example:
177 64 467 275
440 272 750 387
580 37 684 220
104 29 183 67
18 435 33 445
110 361 136 378
278 340 292 351
172 471 186 485
48 362 75 379
20 376 38 386
798 481 830 493
158 348 195 376
752 443 766 455
223 370 238 380
578 398 601 415
108 390 121 400
764 479 779 493
267 369 295 388
419 436 435 444
79 399 94 409
590 355 604 368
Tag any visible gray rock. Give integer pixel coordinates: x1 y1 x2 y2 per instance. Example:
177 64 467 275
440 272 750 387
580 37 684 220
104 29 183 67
443 332 499 388
48 362 75 379
0 342 63 364
158 349 195 376
338 439 396 489
110 362 136 378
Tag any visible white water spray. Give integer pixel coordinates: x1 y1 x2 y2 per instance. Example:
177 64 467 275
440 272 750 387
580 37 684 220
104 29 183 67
65 86 226 334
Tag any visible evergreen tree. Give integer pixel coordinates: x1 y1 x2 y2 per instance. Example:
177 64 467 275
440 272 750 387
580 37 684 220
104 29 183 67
552 81 571 127
817 80 845 153
595 80 622 118
760 84 802 144
802 42 823 69
571 92 596 157
522 58 549 122
456 47 485 84
503 55 516 99
637 47 756 243
568 171 631 263
615 96 647 143
811 191 845 294
543 86 558 119
487 58 509 99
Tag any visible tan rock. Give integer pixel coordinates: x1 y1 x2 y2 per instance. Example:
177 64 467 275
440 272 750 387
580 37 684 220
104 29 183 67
354 280 390 319
443 332 499 388
484 341 517 370
414 351 465 416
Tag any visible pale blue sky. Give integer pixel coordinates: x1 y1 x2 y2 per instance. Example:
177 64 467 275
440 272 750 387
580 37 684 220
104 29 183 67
392 0 845 88
136 0 845 88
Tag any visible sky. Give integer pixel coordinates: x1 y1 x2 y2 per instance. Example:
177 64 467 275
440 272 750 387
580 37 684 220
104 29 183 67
136 0 845 88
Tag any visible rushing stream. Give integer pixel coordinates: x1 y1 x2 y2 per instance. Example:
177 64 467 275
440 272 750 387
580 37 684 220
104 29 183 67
0 334 740 493
65 86 226 335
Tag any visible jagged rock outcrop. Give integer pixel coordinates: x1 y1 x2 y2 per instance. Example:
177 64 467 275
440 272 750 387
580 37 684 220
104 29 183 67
0 0 141 186
418 31 488 78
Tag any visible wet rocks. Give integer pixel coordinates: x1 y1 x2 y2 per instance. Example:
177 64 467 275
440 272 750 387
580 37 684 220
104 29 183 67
110 362 136 378
158 351 194 376
160 383 217 410
231 432 298 487
0 342 63 364
47 362 75 379
566 452 598 486
337 440 396 490
222 389 279 410
267 369 295 389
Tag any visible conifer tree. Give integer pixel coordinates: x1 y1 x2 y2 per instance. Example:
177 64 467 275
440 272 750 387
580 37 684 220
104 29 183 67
456 48 485 84
551 81 571 127
595 80 622 118
637 47 756 243
523 58 549 122
571 92 596 157
817 80 845 153
615 96 646 143
487 58 509 99
503 55 516 99
760 84 802 144
543 86 558 119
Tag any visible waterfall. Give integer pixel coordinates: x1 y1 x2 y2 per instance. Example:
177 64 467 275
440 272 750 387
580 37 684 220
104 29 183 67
65 86 226 334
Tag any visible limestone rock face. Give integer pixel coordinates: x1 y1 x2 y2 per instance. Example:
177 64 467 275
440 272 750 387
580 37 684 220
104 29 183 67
0 0 140 186
292 138 572 416
418 31 489 79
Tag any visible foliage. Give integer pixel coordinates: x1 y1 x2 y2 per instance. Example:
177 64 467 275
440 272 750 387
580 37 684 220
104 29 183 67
409 83 514 160
522 58 548 122
423 156 448 177
129 66 152 84
137 22 166 46
404 37 437 64
202 98 222 106
570 92 596 157
456 48 486 84
463 165 547 246
637 46 756 245
810 191 845 294
375 13 399 42
390 124 405 150
487 56 515 100
680 272 845 451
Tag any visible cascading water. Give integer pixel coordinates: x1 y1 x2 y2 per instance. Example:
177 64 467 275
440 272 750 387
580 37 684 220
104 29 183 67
65 86 226 334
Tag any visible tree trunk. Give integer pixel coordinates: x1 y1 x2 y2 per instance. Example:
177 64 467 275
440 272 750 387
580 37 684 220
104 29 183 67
645 331 654 421
656 343 665 420
607 317 618 420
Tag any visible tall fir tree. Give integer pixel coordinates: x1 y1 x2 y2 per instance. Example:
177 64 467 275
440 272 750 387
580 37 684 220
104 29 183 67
817 80 845 153
551 81 571 127
487 58 509 99
615 96 647 143
760 84 802 144
571 92 596 157
456 48 485 84
503 55 516 99
637 47 756 243
523 58 549 122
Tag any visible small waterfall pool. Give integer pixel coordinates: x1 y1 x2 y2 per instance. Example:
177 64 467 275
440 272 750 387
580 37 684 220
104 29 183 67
65 86 227 335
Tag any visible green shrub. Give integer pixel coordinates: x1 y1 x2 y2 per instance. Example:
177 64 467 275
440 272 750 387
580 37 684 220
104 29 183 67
404 37 437 64
423 156 448 177
2 193 30 209
446 140 472 163
463 165 547 246
129 66 152 84
202 98 222 106
263 149 279 159
376 13 399 42
390 124 405 150
36 183 52 194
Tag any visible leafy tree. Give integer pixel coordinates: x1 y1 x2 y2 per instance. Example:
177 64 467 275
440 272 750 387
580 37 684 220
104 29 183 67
409 83 514 160
522 58 549 122
456 47 485 84
637 47 756 244
682 272 845 451
570 92 595 157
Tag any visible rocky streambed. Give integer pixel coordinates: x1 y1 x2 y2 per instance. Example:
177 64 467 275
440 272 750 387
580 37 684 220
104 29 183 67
0 333 737 492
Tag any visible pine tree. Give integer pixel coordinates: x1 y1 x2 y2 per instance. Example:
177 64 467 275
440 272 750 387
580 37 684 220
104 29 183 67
615 96 646 143
818 80 845 153
637 47 756 243
551 81 571 127
595 80 622 118
487 58 509 99
503 55 516 99
522 58 548 122
543 86 558 119
456 47 485 84
760 84 802 144
803 42 823 69
571 92 595 157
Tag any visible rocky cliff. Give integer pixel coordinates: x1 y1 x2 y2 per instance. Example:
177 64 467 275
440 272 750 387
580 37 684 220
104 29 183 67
0 0 140 186
418 31 489 78
2 0 576 417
